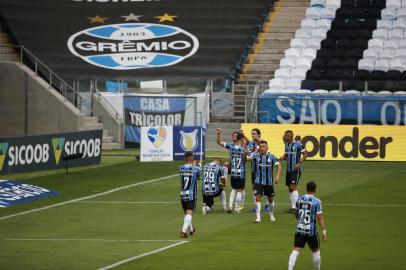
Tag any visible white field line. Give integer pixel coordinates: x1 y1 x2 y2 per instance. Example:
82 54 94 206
0 174 178 221
77 200 406 207
4 238 182 243
97 240 189 270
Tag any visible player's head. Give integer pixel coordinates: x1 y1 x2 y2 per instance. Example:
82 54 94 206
251 128 261 140
259 140 268 154
184 151 194 163
283 130 294 143
212 157 221 165
234 132 244 144
306 181 317 194
295 135 301 142
232 131 238 142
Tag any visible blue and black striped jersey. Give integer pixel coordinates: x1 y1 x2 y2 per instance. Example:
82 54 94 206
284 140 305 172
224 143 246 178
202 162 224 195
179 164 201 201
294 194 322 236
252 152 279 185
248 140 259 176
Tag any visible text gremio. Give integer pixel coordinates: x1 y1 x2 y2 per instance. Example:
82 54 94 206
300 127 392 158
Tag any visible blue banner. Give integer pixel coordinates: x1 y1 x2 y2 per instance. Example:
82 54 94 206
258 94 406 125
173 126 205 161
0 180 59 207
124 95 187 144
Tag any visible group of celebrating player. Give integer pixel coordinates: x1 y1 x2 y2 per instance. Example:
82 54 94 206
178 128 327 270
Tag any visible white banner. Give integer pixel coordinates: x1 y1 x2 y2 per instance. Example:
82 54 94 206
140 126 173 162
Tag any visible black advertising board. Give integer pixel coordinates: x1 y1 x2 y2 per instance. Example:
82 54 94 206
0 130 102 175
0 0 268 85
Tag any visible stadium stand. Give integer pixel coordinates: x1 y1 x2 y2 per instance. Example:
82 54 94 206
265 0 406 94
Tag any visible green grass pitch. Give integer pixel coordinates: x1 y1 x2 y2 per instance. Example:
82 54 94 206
0 151 405 270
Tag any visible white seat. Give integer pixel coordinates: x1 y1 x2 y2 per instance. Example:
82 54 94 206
280 57 296 68
394 91 406 94
329 90 341 94
306 7 322 19
384 39 400 50
313 89 329 93
301 89 312 93
392 19 406 31
368 39 384 50
397 7 406 18
269 78 285 89
290 38 308 49
380 49 395 60
376 91 393 95
274 68 291 79
301 19 316 30
311 28 328 39
389 29 403 40
320 7 337 19
377 20 393 30
264 89 284 94
374 59 390 71
381 8 398 20
295 29 311 39
315 19 332 30
358 59 374 70
396 48 406 59
325 0 340 9
386 0 401 9
311 0 326 7
284 79 302 90
363 48 380 60
398 40 406 49
344 90 361 95
296 57 313 69
306 38 322 50
290 68 308 80
301 48 317 60
285 48 302 60
372 29 389 40
389 58 405 71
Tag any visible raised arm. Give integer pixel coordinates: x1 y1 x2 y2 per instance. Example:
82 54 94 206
216 128 226 148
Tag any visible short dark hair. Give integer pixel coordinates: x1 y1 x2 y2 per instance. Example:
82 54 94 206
306 181 317 192
285 130 294 135
252 128 261 135
235 132 244 141
213 157 221 163
259 140 268 145
184 151 194 160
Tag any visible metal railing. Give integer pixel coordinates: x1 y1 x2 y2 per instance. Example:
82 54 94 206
91 80 123 122
0 44 83 111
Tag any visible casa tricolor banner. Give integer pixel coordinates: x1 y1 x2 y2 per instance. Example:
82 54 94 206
0 0 268 84
0 130 102 175
140 126 205 162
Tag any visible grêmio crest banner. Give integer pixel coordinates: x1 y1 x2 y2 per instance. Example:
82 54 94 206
0 0 269 84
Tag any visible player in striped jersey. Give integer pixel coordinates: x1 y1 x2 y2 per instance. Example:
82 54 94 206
248 140 281 223
216 128 247 213
280 130 308 213
178 151 201 238
288 181 327 270
201 158 227 214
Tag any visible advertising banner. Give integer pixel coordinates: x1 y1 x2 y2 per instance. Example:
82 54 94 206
0 130 102 175
125 95 188 144
258 94 406 125
173 126 205 161
140 126 173 161
0 180 59 208
241 124 406 161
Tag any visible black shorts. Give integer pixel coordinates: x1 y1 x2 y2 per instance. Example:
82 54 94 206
231 176 246 189
294 233 320 250
254 184 275 197
286 170 302 186
203 188 223 207
181 200 196 212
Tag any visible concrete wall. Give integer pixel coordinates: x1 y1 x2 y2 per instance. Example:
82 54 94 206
0 62 82 137
92 93 123 147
